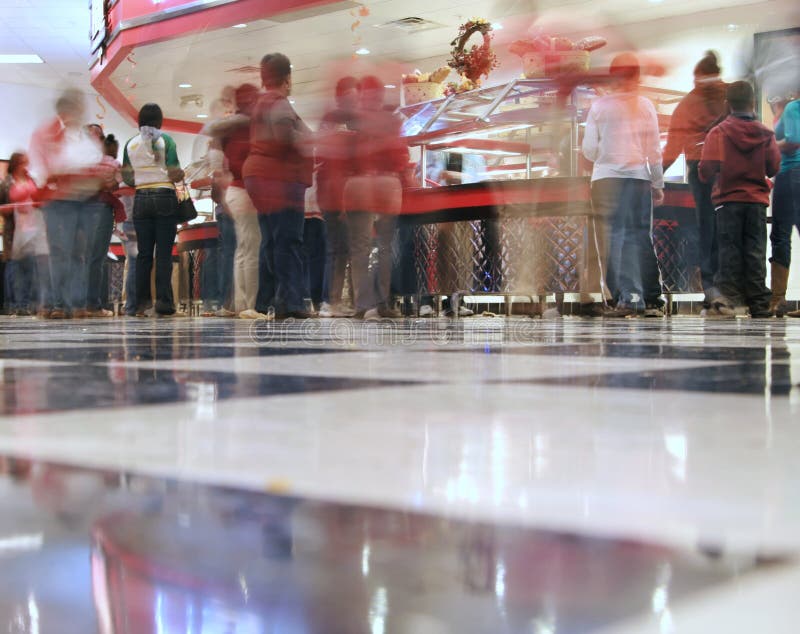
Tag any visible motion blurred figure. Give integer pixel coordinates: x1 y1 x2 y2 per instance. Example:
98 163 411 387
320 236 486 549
316 76 360 318
582 53 665 317
662 51 727 309
243 53 314 319
29 88 104 319
344 76 408 319
206 83 267 319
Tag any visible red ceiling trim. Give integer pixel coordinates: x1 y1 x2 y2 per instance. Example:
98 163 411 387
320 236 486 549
92 0 337 132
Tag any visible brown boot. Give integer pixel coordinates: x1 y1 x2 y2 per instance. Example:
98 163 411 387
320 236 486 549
769 262 789 317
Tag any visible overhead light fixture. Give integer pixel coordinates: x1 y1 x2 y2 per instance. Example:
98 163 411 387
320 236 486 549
178 83 192 88
232 23 247 28
727 23 740 31
491 23 503 30
0 54 43 64
356 48 370 55
647 0 664 3
384 84 397 89
288 98 296 104
196 114 208 119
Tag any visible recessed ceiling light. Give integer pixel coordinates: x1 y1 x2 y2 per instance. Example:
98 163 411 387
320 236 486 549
178 83 192 88
384 84 397 89
491 23 503 30
0 54 43 64
196 114 208 118
727 23 740 31
355 48 370 55
288 98 296 104
647 0 664 3
232 23 247 28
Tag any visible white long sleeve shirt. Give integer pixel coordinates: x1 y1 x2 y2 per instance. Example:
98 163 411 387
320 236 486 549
582 92 664 189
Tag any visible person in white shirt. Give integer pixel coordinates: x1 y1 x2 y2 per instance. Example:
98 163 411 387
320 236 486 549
582 53 665 317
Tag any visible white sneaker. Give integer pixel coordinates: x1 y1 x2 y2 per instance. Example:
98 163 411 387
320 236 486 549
332 304 356 317
364 307 380 320
458 305 474 317
215 308 236 318
318 302 334 318
419 305 435 318
239 309 270 320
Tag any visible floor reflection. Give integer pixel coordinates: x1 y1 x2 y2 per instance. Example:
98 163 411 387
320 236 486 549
0 458 784 634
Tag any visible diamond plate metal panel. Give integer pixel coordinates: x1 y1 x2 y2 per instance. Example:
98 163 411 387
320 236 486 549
652 219 690 292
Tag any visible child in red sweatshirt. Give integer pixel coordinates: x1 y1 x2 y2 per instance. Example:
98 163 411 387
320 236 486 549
699 81 782 317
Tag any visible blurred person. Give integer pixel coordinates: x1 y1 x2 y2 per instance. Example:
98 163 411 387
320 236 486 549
5 152 50 316
243 53 314 319
581 53 666 318
205 83 267 319
768 90 800 318
117 190 138 316
1 167 16 314
699 81 781 317
28 88 104 319
303 179 327 312
416 150 483 317
662 51 728 309
316 76 359 318
344 75 408 319
85 126 122 317
122 103 185 317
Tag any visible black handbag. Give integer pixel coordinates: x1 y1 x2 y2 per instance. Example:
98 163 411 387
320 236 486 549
175 181 198 222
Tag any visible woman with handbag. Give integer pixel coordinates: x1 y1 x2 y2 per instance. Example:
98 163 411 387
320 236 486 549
121 103 185 317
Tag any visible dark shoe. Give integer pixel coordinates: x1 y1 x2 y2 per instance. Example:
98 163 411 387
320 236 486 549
750 308 773 319
377 306 402 318
643 303 665 318
578 303 634 318
282 310 316 320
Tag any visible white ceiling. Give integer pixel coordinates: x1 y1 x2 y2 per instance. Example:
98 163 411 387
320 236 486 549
1 0 798 125
0 0 91 87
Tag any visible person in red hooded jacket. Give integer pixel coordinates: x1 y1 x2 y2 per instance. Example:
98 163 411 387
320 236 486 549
699 80 781 317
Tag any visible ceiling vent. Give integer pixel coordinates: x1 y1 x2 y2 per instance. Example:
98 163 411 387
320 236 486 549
376 17 444 32
226 65 260 75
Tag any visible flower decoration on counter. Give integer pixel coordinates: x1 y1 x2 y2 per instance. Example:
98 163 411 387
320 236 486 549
510 35 607 78
447 18 498 84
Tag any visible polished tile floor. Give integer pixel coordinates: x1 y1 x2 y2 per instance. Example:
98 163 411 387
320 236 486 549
0 315 799 633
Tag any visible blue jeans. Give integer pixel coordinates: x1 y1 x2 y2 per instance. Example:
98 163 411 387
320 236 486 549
592 178 663 307
769 167 800 269
245 178 307 313
304 217 328 306
256 213 276 313
715 203 771 313
217 209 236 309
323 210 349 305
687 160 719 301
133 188 178 314
87 206 115 311
12 255 50 311
44 199 104 312
120 221 138 314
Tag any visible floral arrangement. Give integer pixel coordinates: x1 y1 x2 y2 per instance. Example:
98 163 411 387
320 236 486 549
447 18 498 84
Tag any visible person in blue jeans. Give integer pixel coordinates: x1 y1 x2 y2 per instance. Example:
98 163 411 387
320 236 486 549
121 103 185 316
768 92 800 317
581 53 666 317
28 88 105 319
243 53 313 319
